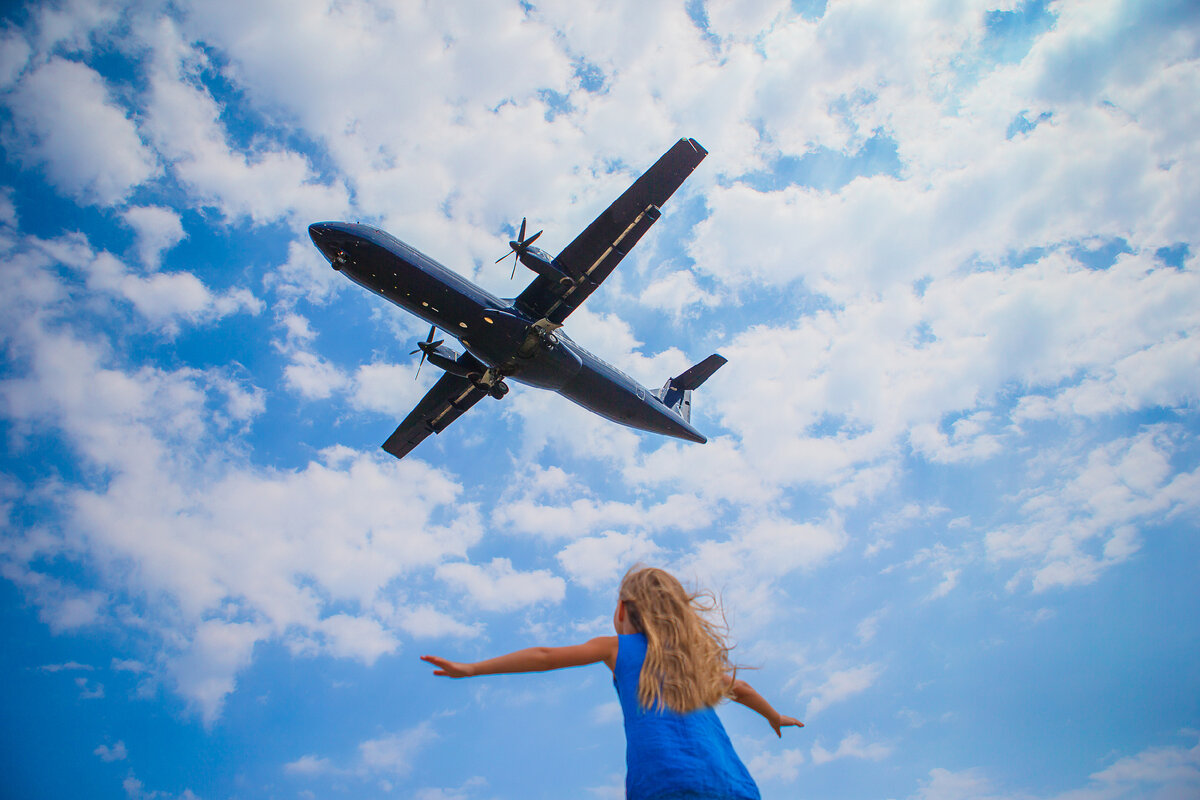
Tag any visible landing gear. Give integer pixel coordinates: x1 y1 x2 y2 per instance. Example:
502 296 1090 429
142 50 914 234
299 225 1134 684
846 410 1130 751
517 326 559 359
468 370 510 400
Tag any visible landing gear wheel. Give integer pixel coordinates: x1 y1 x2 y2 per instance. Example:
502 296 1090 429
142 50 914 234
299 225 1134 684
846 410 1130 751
489 381 509 399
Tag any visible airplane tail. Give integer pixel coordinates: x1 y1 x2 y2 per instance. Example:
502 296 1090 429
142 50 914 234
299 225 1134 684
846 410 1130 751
656 354 727 423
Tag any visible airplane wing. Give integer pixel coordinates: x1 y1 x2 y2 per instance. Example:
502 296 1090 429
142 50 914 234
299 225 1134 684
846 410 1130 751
515 138 708 325
381 371 490 460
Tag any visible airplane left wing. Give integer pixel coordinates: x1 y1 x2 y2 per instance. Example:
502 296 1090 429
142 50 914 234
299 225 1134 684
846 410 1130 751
515 138 708 325
381 372 490 460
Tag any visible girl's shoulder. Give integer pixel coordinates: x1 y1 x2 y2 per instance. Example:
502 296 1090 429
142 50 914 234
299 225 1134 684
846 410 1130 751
589 635 620 671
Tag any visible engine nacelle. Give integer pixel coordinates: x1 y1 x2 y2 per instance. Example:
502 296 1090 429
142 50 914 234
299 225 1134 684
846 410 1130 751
426 345 474 378
519 246 575 285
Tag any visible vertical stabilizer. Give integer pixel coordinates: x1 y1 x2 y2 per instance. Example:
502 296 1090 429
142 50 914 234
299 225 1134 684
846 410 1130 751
657 354 727 423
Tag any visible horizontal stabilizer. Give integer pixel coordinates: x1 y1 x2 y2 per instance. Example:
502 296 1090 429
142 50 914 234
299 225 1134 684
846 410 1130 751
657 354 726 424
671 354 727 391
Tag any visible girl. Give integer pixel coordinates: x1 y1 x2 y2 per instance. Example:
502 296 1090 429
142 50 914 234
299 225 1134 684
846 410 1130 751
422 566 803 799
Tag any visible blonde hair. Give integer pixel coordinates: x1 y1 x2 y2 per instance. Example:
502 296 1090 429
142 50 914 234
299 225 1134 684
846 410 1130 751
618 566 735 713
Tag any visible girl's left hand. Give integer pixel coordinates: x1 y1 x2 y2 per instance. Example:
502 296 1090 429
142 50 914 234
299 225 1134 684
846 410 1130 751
421 654 474 678
771 714 804 737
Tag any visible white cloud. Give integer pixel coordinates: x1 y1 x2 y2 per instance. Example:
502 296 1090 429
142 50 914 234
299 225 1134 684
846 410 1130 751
803 662 883 718
687 515 848 586
39 661 93 672
267 239 345 304
914 734 1200 800
357 721 435 777
169 620 264 726
318 614 399 666
1084 735 1200 795
122 206 186 270
810 732 892 765
0 30 31 89
637 269 721 320
75 676 105 699
747 746 806 783
436 558 565 612
916 767 1006 800
26 232 261 335
987 426 1200 592
591 700 622 726
496 492 710 542
139 19 349 226
94 741 128 762
557 530 660 589
349 361 432 417
283 350 350 400
395 605 481 640
0 227 488 722
4 57 157 205
284 754 334 776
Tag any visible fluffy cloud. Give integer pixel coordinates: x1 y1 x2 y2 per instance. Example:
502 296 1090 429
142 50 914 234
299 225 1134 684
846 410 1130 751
986 426 1200 592
4 57 157 205
803 663 883 718
0 224 486 722
810 732 892 765
556 530 660 589
94 741 128 762
139 19 349 226
915 734 1200 800
285 721 436 779
122 206 186 270
436 558 565 612
13 231 261 335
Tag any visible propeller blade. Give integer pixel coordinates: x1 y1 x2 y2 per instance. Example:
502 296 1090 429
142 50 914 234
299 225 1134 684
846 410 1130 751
414 326 438 379
498 218 541 279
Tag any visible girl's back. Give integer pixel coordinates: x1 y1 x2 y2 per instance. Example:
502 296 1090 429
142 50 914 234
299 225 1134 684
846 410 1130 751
615 632 760 800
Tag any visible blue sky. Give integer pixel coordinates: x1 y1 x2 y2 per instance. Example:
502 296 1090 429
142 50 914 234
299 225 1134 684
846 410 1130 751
1 1 1198 798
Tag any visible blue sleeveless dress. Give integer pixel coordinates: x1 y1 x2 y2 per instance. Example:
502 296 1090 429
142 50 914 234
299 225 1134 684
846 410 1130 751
613 633 761 800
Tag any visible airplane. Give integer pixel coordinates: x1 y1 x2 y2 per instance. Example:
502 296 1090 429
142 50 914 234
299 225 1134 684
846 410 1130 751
308 137 726 460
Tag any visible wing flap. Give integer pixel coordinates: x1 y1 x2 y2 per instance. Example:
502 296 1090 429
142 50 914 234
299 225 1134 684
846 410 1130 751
381 372 490 460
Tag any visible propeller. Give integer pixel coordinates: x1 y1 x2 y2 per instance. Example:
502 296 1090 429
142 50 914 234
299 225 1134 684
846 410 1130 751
495 217 544 279
409 325 444 379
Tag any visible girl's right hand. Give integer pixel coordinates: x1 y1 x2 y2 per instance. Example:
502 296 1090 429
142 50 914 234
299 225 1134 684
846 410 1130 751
421 654 474 678
771 714 804 737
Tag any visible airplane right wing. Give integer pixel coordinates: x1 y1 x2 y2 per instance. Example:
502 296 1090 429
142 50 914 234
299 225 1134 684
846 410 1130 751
381 371 490 460
515 138 708 325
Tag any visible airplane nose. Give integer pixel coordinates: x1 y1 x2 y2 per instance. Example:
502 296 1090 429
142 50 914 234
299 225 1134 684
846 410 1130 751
308 222 354 271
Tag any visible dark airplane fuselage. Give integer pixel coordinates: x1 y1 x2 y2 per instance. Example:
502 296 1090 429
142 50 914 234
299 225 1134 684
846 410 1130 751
308 222 706 443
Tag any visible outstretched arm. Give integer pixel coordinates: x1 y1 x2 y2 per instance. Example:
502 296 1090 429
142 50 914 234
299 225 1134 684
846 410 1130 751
727 676 804 737
422 636 618 678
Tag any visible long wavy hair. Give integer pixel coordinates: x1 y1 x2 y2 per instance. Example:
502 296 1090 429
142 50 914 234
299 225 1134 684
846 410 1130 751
618 566 735 713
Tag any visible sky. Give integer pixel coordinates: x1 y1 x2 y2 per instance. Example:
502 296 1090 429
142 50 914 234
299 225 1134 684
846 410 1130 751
0 0 1198 798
